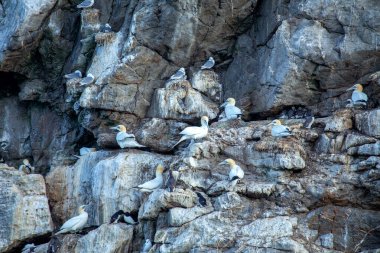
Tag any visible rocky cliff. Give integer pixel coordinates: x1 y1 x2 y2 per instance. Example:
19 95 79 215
0 0 380 252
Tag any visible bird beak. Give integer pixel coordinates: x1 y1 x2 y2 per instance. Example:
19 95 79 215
267 122 273 126
220 102 227 108
219 161 227 165
346 86 355 91
110 126 118 130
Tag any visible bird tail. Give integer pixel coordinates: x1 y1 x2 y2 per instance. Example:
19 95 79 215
171 137 186 150
229 176 240 182
54 229 65 235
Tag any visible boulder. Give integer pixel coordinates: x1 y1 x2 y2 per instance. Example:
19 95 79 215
191 70 222 102
355 109 380 138
0 166 53 252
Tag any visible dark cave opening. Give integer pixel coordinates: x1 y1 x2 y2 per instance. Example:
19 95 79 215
0 71 26 97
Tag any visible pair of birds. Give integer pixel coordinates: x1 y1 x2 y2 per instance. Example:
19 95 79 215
18 159 35 174
169 56 215 80
346 84 368 107
64 70 95 86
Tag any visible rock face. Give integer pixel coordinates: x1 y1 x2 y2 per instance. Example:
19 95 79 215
1 0 380 252
0 165 53 252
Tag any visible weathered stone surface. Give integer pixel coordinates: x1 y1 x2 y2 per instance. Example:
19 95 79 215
355 109 380 138
245 183 276 198
348 141 380 156
343 133 377 151
75 224 133 253
168 205 214 227
324 110 352 133
147 80 219 121
191 70 222 102
0 166 53 252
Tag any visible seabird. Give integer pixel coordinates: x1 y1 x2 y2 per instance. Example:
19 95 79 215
101 23 112 33
346 98 367 108
73 101 81 114
346 84 368 105
80 73 95 86
55 205 89 235
268 119 292 137
77 0 94 8
171 116 209 149
218 98 242 121
142 239 153 253
166 170 177 192
123 211 139 225
136 164 164 192
201 57 215 70
303 115 315 129
109 210 124 224
18 159 35 174
21 243 36 253
110 125 146 149
170 67 186 80
219 158 244 187
196 192 207 207
64 70 82 79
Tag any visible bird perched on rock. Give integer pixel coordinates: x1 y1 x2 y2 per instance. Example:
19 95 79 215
64 70 82 79
196 192 207 207
110 125 146 149
110 210 139 225
136 164 164 192
77 0 94 8
55 205 88 235
170 67 186 80
219 158 244 187
109 210 124 224
172 116 209 149
21 243 36 253
101 23 112 33
18 159 35 174
303 114 314 129
80 73 95 86
218 98 242 121
166 170 179 192
142 239 153 253
201 56 215 70
268 120 292 137
346 84 368 106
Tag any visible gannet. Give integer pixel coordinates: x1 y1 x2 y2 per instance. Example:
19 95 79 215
77 0 94 8
346 99 367 108
268 119 292 137
346 84 368 105
64 70 82 79
55 205 88 235
101 23 112 33
142 239 153 253
201 57 215 70
219 159 244 187
196 192 207 207
303 115 314 129
80 73 95 86
123 211 139 225
218 98 242 121
136 165 164 192
18 159 35 174
172 116 209 149
110 125 146 149
170 67 186 80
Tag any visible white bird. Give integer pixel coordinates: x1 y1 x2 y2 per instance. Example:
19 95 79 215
101 23 112 33
110 125 146 149
142 239 153 253
170 67 186 80
218 98 242 121
346 99 367 108
201 57 215 70
268 119 292 137
73 147 97 159
303 115 314 129
77 0 94 8
136 165 164 192
219 158 244 188
172 116 209 149
64 70 82 79
80 73 95 86
346 84 368 105
55 205 88 235
123 211 139 225
18 159 34 174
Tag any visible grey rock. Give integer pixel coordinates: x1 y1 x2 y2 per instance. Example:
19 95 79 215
343 133 377 151
324 110 352 133
191 70 222 102
245 183 276 198
0 166 53 252
168 205 214 227
319 233 334 249
355 109 380 138
75 224 133 253
348 141 380 156
214 192 242 211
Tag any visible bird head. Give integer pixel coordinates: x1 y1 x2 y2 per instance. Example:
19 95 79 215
110 125 126 132
220 98 236 107
78 205 88 213
201 116 209 126
22 159 30 166
268 119 282 126
219 158 236 167
179 67 185 73
74 70 82 77
346 84 363 92
156 164 165 175
87 73 95 79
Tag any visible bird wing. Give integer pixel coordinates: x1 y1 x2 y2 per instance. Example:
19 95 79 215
352 91 368 102
170 70 184 79
59 215 83 230
179 126 204 136
116 132 136 142
77 0 93 8
138 177 162 190
225 106 242 119
201 59 215 69
80 76 94 85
